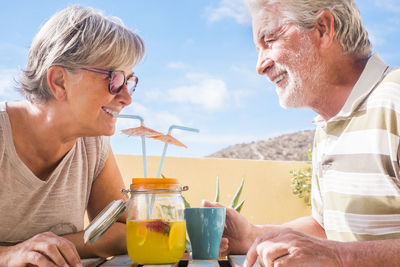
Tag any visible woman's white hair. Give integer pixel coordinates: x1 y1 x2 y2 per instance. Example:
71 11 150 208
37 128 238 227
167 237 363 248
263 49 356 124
245 0 372 59
18 5 145 103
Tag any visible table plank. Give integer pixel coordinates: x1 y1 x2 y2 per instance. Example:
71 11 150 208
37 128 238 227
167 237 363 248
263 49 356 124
98 255 187 266
229 255 261 267
92 255 232 267
187 260 219 267
82 257 106 267
100 255 132 266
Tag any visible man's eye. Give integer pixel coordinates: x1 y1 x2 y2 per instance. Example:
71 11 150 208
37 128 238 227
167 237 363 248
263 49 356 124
264 38 274 48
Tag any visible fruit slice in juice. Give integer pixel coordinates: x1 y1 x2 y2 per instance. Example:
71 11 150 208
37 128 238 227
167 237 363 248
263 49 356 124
127 220 186 264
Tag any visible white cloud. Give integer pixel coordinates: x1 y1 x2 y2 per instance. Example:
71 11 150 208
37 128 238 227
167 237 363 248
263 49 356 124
368 30 386 46
0 68 22 101
182 128 314 147
0 69 15 91
373 0 400 12
144 70 257 111
205 0 251 25
168 77 229 111
0 43 28 62
182 131 278 146
118 102 184 133
144 89 163 101
167 61 189 70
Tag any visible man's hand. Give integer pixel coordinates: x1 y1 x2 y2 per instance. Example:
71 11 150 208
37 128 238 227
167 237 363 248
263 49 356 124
202 200 255 256
244 228 342 267
1 232 82 267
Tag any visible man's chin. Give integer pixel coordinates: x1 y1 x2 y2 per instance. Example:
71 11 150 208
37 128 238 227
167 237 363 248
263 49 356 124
278 96 304 109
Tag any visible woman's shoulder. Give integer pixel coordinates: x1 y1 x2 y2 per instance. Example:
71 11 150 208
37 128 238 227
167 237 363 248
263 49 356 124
79 136 110 179
79 136 110 163
81 135 110 150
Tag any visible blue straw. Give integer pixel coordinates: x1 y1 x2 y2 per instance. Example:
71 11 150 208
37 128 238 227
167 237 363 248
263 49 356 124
115 114 148 178
156 125 200 178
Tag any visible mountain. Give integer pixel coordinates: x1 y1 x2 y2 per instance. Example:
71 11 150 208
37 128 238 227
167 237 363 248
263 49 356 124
207 130 315 161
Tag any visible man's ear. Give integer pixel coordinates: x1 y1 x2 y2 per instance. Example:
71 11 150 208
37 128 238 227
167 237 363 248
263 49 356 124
315 9 335 49
47 65 68 101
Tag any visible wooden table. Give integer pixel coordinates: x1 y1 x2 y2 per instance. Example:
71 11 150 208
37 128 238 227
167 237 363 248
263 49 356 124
82 255 260 267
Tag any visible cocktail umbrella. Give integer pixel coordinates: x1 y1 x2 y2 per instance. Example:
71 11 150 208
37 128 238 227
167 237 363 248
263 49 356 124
150 125 199 178
148 125 199 216
150 133 187 148
116 114 161 178
121 126 161 137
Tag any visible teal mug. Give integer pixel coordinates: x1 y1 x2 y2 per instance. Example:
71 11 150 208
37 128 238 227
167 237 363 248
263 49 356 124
184 207 226 259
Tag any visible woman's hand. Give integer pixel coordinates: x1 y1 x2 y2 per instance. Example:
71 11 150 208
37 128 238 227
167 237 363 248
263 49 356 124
202 200 255 256
1 232 82 267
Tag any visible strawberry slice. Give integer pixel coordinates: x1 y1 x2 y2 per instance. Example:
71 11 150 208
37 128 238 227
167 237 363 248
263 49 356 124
146 220 170 234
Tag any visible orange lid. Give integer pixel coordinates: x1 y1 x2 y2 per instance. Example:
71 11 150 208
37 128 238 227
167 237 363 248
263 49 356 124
131 178 179 184
131 178 180 190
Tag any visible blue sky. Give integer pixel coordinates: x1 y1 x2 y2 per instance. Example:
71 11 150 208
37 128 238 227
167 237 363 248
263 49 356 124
0 0 399 158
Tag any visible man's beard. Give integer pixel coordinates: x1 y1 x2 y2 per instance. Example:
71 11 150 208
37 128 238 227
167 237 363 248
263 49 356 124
274 36 325 109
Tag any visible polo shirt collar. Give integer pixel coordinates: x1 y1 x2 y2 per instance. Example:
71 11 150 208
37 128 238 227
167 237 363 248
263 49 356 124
313 53 389 126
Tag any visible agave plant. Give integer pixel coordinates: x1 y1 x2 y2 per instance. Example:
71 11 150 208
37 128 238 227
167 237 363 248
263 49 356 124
182 176 245 212
181 176 245 253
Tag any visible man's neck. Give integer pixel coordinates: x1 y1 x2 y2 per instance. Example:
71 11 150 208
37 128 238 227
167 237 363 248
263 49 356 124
312 55 370 121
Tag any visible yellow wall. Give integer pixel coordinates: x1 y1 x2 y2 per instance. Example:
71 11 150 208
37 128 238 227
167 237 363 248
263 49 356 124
115 154 311 224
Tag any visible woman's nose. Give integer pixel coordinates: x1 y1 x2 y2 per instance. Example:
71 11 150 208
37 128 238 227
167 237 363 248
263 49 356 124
117 86 133 106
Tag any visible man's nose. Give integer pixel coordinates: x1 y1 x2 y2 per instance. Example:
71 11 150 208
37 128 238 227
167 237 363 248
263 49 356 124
256 50 273 75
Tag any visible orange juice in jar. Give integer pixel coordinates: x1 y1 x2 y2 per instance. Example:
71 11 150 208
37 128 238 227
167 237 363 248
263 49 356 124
126 178 187 265
127 219 186 264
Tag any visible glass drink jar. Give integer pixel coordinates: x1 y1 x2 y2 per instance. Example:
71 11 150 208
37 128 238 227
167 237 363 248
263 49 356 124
125 178 187 265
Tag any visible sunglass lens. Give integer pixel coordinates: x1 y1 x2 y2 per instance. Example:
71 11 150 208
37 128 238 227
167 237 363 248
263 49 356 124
127 78 138 95
109 72 125 94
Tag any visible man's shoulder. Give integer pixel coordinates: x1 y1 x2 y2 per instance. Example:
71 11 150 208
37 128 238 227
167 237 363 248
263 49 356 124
369 67 400 99
381 67 400 85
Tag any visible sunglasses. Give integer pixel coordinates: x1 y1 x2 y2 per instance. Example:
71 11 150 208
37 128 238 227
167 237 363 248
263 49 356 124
81 67 138 95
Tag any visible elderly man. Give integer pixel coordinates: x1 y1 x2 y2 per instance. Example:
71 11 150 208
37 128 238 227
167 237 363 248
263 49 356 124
205 0 400 266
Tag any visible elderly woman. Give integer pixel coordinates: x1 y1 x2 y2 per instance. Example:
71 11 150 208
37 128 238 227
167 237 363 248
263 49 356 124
0 5 144 266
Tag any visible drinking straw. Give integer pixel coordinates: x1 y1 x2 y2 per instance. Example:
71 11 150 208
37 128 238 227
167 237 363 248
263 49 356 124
116 114 160 178
116 114 162 219
146 125 199 218
155 125 200 178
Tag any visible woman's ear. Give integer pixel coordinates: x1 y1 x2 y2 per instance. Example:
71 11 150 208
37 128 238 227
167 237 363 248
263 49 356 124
47 65 68 101
315 9 335 49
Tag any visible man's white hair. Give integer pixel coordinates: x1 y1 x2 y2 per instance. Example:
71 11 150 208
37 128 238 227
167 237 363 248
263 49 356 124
245 0 372 59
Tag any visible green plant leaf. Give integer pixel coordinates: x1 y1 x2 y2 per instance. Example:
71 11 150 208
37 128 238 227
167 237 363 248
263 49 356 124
185 238 192 252
182 195 191 208
230 177 244 208
307 149 312 161
214 176 220 202
234 200 245 213
289 149 312 206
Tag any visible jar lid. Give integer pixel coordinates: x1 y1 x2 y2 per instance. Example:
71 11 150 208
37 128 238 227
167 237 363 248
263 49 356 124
131 178 188 192
131 178 179 184
83 199 126 244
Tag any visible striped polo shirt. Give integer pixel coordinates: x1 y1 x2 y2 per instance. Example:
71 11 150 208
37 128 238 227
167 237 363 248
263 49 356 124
311 53 400 241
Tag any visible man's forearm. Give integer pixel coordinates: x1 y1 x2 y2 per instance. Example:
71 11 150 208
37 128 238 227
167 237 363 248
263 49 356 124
338 238 400 267
63 221 126 259
282 215 327 238
253 215 326 239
